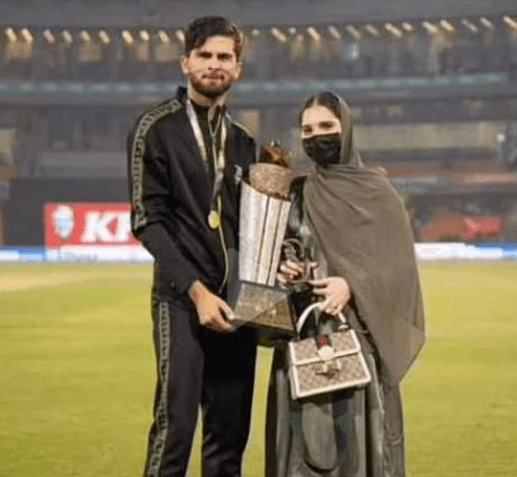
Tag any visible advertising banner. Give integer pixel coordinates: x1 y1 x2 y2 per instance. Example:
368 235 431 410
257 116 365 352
0 202 515 262
44 203 152 261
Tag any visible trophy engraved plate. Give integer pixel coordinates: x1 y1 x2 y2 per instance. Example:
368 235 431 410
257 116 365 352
230 282 293 331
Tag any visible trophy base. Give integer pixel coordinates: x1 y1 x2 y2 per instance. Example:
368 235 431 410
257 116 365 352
227 280 296 347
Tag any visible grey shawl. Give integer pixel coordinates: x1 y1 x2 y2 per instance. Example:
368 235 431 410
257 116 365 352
303 96 425 382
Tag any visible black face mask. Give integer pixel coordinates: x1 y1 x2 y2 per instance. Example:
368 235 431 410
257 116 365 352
302 133 341 166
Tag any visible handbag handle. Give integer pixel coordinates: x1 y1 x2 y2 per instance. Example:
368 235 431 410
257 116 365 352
296 302 347 335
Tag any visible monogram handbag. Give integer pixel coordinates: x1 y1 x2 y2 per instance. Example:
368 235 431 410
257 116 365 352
288 302 372 400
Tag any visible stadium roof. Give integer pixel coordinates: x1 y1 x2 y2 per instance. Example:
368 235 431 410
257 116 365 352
1 0 515 28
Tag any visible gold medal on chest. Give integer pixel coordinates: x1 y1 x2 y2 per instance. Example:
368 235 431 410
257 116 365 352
208 210 220 230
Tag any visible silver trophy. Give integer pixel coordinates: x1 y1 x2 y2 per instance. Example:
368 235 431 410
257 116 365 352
228 143 297 343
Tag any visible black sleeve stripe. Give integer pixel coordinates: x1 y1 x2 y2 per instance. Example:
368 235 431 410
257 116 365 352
130 99 182 231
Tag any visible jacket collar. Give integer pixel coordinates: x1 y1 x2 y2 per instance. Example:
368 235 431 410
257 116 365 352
176 86 228 123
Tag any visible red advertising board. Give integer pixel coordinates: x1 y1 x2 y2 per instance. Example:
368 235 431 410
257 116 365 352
45 203 139 247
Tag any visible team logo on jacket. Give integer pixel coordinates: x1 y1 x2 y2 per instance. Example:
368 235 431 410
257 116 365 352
52 205 75 241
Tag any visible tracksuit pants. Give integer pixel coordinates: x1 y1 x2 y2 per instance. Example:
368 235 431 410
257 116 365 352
142 293 257 477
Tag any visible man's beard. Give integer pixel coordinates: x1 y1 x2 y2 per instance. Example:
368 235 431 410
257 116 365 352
190 73 233 100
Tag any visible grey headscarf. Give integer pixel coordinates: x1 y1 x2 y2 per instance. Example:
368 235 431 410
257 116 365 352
303 93 425 382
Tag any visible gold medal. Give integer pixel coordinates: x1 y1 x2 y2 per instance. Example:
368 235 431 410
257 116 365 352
208 210 220 229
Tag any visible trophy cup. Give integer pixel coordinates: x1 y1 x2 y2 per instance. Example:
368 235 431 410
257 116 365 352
227 142 297 345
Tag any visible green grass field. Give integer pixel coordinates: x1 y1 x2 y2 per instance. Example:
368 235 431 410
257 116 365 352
1 262 517 477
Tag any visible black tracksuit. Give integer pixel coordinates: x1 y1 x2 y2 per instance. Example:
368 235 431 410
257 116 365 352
127 87 257 477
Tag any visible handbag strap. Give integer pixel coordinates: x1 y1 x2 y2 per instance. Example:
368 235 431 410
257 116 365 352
296 302 347 335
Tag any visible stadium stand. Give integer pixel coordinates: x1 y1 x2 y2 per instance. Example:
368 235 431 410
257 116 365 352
1 0 517 244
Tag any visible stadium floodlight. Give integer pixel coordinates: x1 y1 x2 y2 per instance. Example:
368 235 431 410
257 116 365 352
346 25 361 40
99 30 110 44
291 33 305 59
80 30 91 42
402 22 414 32
62 30 73 44
440 20 455 32
44 30 55 44
21 28 34 43
503 15 517 30
122 30 134 44
328 25 342 40
175 30 185 44
5 27 17 42
307 26 321 41
480 17 494 29
140 30 150 42
462 19 478 33
288 27 297 35
365 24 379 36
422 21 439 34
270 27 287 43
385 23 402 38
158 30 170 43
251 29 260 38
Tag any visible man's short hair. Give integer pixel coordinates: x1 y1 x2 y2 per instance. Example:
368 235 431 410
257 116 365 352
184 16 243 61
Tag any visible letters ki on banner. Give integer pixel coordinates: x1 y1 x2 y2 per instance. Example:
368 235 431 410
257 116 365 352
45 203 138 248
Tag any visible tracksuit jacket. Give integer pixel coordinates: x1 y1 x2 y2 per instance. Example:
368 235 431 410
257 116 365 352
127 86 256 298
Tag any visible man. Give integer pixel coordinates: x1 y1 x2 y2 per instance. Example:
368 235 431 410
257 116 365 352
127 17 257 477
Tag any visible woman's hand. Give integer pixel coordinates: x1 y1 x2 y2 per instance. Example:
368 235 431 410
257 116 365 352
277 260 304 285
309 276 352 317
277 260 317 285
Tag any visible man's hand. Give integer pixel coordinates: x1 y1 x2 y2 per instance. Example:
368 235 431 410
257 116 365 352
309 276 352 317
188 281 235 333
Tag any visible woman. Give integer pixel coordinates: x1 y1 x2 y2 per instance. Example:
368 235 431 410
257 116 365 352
265 92 426 477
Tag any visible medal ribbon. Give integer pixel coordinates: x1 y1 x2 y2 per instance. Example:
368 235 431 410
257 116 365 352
186 99 228 228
